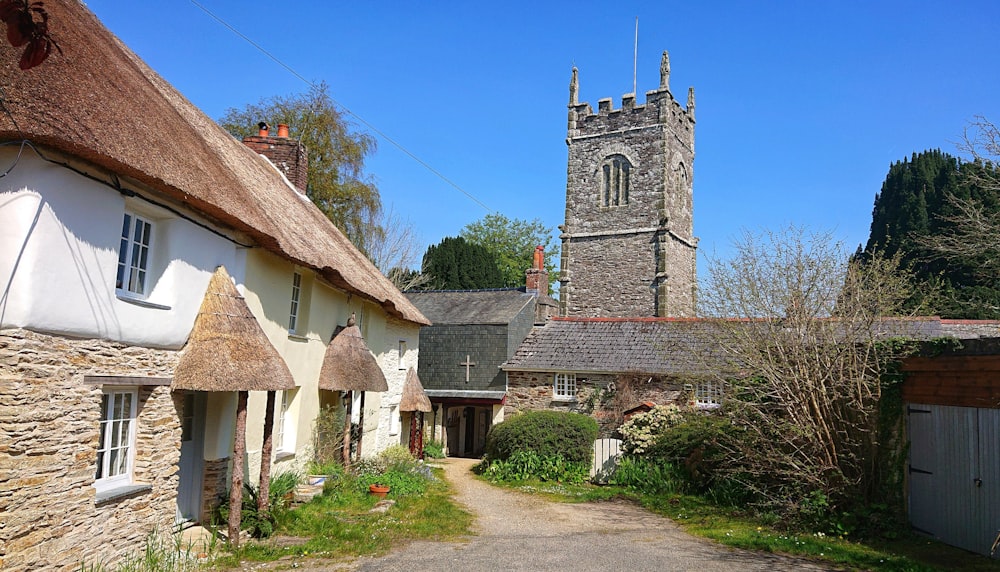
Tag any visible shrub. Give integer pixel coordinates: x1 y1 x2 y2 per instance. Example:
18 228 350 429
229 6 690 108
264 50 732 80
423 440 445 459
646 411 737 493
608 456 685 493
484 410 598 465
480 450 589 483
312 404 345 469
352 445 433 497
217 470 301 539
617 404 684 455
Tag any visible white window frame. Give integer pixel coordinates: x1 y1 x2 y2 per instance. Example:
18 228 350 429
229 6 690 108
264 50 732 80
695 380 723 410
288 272 302 334
116 212 153 297
275 390 295 453
95 387 138 493
389 404 400 435
553 373 577 401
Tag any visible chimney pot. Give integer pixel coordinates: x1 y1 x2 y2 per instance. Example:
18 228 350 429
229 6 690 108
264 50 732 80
257 121 269 137
277 123 290 138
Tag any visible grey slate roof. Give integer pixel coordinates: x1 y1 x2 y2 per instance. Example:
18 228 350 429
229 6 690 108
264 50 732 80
502 318 724 376
502 317 1000 376
406 289 537 325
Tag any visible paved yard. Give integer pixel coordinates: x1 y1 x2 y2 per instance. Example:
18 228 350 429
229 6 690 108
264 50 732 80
351 458 833 572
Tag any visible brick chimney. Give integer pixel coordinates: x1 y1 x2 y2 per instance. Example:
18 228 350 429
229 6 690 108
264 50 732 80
242 122 309 194
525 245 548 296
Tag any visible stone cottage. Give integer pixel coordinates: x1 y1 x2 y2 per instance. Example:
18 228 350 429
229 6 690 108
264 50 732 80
0 2 427 569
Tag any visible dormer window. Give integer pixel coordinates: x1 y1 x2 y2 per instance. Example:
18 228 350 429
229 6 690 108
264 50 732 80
116 212 153 296
601 155 630 207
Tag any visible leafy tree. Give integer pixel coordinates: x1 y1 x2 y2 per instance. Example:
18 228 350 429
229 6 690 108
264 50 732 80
419 236 503 290
460 214 556 289
700 225 919 515
218 82 382 255
863 147 1000 318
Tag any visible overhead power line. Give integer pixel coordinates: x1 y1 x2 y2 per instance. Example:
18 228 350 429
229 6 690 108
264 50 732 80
189 0 493 213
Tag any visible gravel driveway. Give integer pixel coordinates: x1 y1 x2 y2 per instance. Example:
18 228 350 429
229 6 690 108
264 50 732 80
352 458 833 572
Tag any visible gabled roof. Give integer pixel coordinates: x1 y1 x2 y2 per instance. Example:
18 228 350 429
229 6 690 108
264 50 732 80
502 316 1000 376
0 0 427 326
173 266 295 392
405 288 537 325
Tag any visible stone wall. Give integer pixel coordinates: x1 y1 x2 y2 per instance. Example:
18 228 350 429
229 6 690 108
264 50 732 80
506 370 691 436
560 59 696 319
0 329 181 571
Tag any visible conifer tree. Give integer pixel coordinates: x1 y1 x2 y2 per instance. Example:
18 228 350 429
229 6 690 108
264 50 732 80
419 236 504 290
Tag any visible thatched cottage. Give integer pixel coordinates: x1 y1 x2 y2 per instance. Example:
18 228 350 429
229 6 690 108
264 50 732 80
0 2 428 569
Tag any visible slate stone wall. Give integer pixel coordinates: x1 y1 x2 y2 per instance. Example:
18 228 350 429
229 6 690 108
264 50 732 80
417 324 510 392
0 329 181 571
560 71 696 318
505 370 692 436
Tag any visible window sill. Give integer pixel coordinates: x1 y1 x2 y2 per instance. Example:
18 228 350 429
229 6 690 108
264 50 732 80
95 483 152 506
552 395 577 403
116 292 171 311
275 451 295 462
287 333 309 342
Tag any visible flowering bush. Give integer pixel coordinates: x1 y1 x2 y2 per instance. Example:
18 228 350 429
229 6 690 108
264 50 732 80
618 404 683 455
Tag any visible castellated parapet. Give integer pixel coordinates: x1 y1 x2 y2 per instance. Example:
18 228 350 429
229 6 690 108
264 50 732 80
560 51 698 318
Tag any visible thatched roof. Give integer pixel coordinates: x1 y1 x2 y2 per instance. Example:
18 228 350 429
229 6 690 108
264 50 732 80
0 0 428 326
173 266 295 392
318 320 388 392
399 368 432 412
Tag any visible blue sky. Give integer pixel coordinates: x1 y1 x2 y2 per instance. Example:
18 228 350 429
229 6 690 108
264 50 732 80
86 1 1000 270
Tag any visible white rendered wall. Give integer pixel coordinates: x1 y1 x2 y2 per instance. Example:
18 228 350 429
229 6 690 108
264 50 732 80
372 317 420 453
0 150 243 349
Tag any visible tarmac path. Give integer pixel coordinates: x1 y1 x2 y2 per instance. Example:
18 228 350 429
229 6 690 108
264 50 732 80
350 457 833 572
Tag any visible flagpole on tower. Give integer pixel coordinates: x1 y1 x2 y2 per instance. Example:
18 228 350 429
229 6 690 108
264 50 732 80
633 17 638 96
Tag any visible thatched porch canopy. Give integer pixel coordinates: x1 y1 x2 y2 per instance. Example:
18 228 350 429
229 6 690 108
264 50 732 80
318 322 388 392
173 266 295 392
400 368 432 412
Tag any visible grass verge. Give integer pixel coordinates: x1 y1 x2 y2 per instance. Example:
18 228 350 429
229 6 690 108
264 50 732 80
213 467 472 568
495 478 998 571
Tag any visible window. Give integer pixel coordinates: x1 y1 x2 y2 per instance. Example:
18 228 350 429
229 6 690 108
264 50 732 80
398 340 407 370
601 155 631 207
553 373 577 400
389 405 400 435
288 272 302 333
116 212 153 296
275 390 294 452
95 388 137 492
695 380 723 409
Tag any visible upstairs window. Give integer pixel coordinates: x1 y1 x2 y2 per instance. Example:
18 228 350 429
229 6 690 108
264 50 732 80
116 212 153 296
695 380 723 409
288 272 302 334
553 373 577 400
601 155 631 207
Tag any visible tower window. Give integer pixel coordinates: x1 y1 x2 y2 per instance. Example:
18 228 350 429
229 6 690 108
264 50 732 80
601 155 630 207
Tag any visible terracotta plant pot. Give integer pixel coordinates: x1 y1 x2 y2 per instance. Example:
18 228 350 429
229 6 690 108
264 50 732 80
369 484 390 499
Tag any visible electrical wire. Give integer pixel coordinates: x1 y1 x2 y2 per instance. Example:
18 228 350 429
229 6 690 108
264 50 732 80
188 0 493 214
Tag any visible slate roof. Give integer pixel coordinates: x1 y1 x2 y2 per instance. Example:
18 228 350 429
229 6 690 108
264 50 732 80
502 318 724 376
502 316 1000 376
405 289 538 325
0 0 427 325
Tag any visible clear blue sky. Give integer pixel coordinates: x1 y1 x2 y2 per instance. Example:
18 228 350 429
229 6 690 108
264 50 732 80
86 1 1000 270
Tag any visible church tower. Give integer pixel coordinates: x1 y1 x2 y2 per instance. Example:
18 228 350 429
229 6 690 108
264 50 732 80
559 51 697 318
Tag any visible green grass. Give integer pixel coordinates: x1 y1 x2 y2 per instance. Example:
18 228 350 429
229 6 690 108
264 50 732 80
499 479 999 571
212 468 472 569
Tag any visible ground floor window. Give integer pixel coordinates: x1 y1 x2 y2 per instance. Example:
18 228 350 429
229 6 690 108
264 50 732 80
553 373 577 400
95 387 137 492
695 380 723 409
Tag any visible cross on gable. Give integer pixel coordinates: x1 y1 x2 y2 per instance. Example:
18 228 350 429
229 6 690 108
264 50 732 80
459 355 476 383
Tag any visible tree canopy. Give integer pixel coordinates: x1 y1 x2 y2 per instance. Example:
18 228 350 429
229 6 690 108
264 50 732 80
218 82 382 255
419 236 504 290
862 148 1000 318
459 213 556 289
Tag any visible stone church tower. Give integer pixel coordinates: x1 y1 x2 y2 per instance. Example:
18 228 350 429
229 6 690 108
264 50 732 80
559 51 697 318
